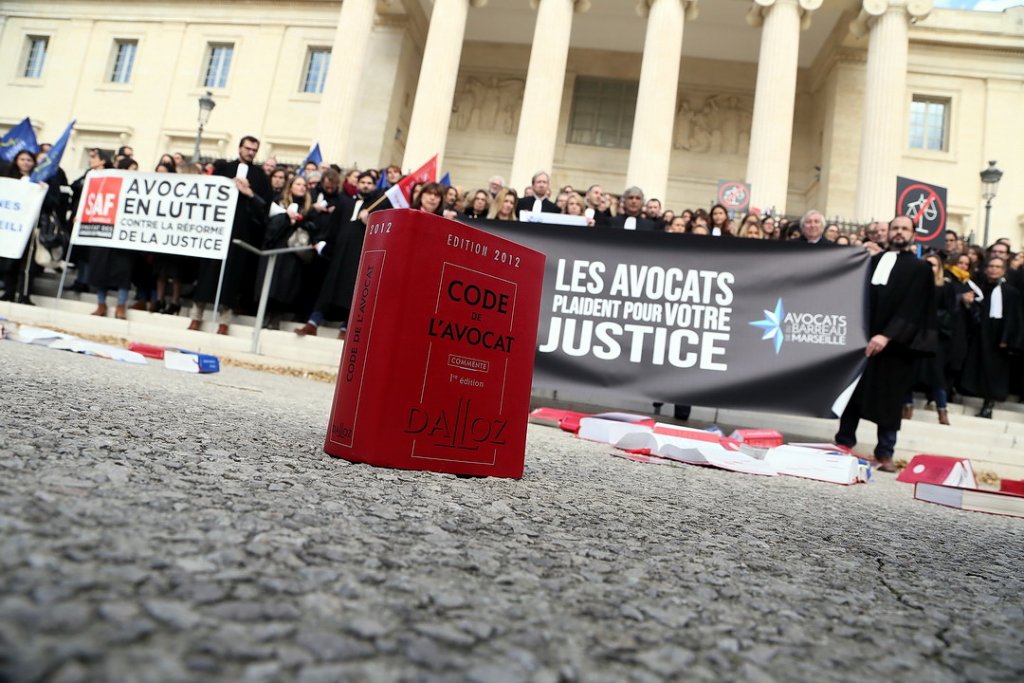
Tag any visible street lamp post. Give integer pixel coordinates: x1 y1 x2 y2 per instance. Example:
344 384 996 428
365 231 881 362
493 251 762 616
192 91 217 164
979 160 1003 248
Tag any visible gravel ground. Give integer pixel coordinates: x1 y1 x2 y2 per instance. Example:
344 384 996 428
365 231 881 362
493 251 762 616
1 340 1022 683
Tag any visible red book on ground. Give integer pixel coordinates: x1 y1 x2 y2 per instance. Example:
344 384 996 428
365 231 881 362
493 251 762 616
324 209 545 478
914 482 1024 519
1000 479 1024 496
897 454 975 488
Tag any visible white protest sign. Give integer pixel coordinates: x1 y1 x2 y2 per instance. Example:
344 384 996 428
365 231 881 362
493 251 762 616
70 170 238 260
0 177 46 259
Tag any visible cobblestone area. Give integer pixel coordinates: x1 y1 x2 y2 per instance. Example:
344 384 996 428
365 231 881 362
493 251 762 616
1 340 1022 683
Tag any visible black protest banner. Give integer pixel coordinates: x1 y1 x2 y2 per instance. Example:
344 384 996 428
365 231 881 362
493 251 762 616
462 219 870 418
896 176 947 249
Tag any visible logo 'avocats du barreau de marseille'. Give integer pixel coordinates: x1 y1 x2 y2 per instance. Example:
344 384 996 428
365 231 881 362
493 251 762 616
749 298 847 354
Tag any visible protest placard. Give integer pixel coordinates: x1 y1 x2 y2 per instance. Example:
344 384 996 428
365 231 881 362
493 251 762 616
70 170 238 260
0 177 46 259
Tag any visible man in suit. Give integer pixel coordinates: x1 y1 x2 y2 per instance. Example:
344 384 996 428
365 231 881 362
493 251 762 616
189 135 272 334
609 186 659 232
584 183 611 227
800 210 828 245
516 171 560 215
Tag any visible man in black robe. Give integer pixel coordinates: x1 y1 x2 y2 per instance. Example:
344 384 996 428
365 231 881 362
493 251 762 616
609 187 659 232
835 215 938 472
295 172 380 339
583 184 611 227
516 171 560 215
189 135 272 334
959 256 1023 417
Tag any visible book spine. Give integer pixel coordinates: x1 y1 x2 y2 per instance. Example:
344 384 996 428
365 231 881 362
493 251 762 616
326 217 400 452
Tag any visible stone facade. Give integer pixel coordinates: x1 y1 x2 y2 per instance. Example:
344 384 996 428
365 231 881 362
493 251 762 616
1 0 1021 239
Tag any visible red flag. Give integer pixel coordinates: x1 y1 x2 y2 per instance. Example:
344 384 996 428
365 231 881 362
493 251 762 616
384 155 437 208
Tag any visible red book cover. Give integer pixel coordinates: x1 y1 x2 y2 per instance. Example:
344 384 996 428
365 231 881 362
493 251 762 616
324 209 545 478
897 454 975 488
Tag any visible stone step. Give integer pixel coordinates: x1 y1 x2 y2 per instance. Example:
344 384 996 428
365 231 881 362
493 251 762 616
911 396 1024 422
1 297 343 374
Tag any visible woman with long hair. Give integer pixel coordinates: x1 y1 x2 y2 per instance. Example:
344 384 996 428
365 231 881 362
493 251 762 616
411 182 445 215
564 192 594 226
461 189 491 220
709 203 733 236
487 188 518 221
250 174 319 327
1 150 59 304
904 252 967 425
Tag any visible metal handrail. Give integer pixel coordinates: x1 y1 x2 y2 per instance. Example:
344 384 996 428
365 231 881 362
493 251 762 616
232 238 316 353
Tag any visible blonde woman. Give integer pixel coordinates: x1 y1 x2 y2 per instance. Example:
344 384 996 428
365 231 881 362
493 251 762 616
488 188 518 221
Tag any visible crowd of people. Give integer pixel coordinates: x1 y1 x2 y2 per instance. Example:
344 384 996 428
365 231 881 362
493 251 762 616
2 136 1022 418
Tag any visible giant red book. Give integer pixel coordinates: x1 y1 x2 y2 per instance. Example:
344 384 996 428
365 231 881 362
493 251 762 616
324 209 545 478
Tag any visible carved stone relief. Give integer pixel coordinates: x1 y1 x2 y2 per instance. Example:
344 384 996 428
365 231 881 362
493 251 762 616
450 74 526 136
672 92 753 155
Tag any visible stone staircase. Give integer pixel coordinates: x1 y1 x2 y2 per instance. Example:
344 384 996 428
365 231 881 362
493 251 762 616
6 274 1022 481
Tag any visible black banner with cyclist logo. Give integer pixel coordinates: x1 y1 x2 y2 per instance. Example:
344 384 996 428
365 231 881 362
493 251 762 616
896 176 947 249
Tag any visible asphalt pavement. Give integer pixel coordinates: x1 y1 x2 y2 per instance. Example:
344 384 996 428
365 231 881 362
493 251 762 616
1 340 1021 683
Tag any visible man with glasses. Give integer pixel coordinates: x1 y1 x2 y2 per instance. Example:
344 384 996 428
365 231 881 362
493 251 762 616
610 186 658 231
189 135 272 334
942 230 960 258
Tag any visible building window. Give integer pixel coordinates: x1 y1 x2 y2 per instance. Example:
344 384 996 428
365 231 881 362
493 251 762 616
568 77 639 149
22 36 49 79
302 48 331 94
909 97 949 152
109 40 138 84
203 43 234 89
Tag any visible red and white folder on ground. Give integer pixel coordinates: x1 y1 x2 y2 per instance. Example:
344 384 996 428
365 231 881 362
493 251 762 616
763 445 865 485
612 432 777 477
897 455 976 489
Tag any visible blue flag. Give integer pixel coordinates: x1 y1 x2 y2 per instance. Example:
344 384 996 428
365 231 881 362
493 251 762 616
440 172 451 188
300 143 322 175
375 170 388 191
0 117 39 163
31 119 74 183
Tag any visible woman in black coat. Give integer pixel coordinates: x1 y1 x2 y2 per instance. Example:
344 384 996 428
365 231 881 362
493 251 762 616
905 252 968 424
1 150 61 304
959 256 1024 417
254 174 319 327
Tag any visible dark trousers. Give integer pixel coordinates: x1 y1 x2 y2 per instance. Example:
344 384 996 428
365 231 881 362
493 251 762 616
835 402 897 459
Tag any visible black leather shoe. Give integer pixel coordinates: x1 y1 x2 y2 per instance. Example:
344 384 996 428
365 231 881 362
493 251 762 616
977 401 994 419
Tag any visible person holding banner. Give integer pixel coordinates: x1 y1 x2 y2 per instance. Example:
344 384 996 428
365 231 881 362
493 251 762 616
1 150 61 305
834 216 938 472
190 136 271 334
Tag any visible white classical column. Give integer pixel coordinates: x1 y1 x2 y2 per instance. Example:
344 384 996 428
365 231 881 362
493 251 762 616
403 0 486 171
317 0 377 165
509 0 590 192
626 0 698 202
852 0 932 222
745 0 820 214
